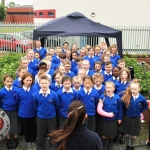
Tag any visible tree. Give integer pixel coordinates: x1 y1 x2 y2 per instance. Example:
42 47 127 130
0 3 6 22
7 2 20 8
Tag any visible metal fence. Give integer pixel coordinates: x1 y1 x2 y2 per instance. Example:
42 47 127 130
0 23 150 54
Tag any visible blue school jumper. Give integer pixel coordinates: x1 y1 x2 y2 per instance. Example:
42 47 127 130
126 94 148 117
71 60 77 72
102 71 113 82
115 81 130 98
93 70 104 74
99 94 123 121
13 78 22 88
78 88 99 116
93 84 105 96
28 58 39 76
52 55 60 64
50 83 63 92
27 67 34 76
34 47 47 59
86 70 94 76
65 71 75 78
84 56 99 70
33 89 59 119
111 54 120 63
16 86 37 118
47 68 54 76
51 62 57 70
0 86 18 111
108 76 120 84
57 88 78 118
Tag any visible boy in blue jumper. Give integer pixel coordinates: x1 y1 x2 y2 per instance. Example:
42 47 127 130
99 81 122 150
102 61 113 82
93 61 103 74
0 75 20 149
83 47 99 70
64 60 75 78
78 76 99 131
110 45 121 63
57 76 78 129
26 49 39 76
33 76 59 150
52 47 62 65
62 42 69 54
34 40 47 59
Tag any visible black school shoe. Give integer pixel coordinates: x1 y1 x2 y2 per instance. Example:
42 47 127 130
113 136 119 143
130 146 134 150
12 140 18 149
119 135 125 144
7 141 12 150
125 145 131 150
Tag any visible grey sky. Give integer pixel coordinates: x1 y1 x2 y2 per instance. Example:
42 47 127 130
5 0 33 5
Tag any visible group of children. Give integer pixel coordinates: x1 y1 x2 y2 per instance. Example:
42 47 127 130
0 40 148 150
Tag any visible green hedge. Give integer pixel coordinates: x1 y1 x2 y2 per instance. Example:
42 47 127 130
0 52 24 88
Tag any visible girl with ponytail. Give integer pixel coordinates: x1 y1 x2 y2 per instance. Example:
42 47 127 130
50 100 103 150
119 79 148 150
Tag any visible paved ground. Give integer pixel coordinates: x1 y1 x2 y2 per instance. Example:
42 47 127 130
0 135 150 150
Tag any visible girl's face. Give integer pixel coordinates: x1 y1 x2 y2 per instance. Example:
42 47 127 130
94 78 103 87
95 64 101 71
72 53 77 60
78 71 86 80
100 44 106 50
35 53 40 59
120 71 128 81
39 79 50 92
95 47 100 55
21 60 29 68
111 48 117 54
18 69 27 78
46 56 52 61
49 49 55 56
55 73 62 84
73 80 81 88
130 83 140 96
80 50 86 56
77 61 82 67
23 76 32 88
83 79 93 90
106 83 115 96
104 57 110 62
82 62 90 70
63 80 72 91
66 52 71 58
56 49 62 56
88 49 94 56
59 66 65 74
27 51 34 60
4 77 13 88
113 68 120 77
36 42 41 48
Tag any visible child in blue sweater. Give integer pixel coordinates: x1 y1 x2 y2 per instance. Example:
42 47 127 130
57 76 78 129
33 76 59 150
34 40 47 59
50 71 63 92
93 61 103 74
13 66 27 88
72 76 82 91
110 45 120 63
64 60 75 78
70 52 78 72
78 76 99 131
93 73 105 96
16 72 37 150
119 79 148 150
0 75 20 149
99 81 122 150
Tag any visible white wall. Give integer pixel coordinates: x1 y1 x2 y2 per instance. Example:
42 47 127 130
33 0 150 26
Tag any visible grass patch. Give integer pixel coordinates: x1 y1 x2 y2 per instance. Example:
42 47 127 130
0 27 34 33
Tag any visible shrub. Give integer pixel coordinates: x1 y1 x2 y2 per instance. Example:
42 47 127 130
0 52 24 88
124 56 150 98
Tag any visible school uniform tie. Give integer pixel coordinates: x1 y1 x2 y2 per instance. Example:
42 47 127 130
9 89 11 92
26 88 29 92
66 72 69 75
57 85 60 88
87 91 89 95
43 93 46 97
122 82 124 85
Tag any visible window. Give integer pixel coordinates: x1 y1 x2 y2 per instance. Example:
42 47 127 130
39 12 43 16
48 12 54 16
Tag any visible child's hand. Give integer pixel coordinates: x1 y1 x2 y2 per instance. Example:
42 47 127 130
99 99 103 103
111 113 114 118
118 120 122 124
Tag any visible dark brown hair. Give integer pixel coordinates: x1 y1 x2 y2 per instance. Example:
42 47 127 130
52 71 63 81
83 76 93 84
62 76 72 84
59 53 66 59
3 74 13 81
49 100 86 150
21 72 34 86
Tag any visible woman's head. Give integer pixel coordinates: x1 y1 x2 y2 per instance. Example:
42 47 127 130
49 100 87 150
21 72 34 87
